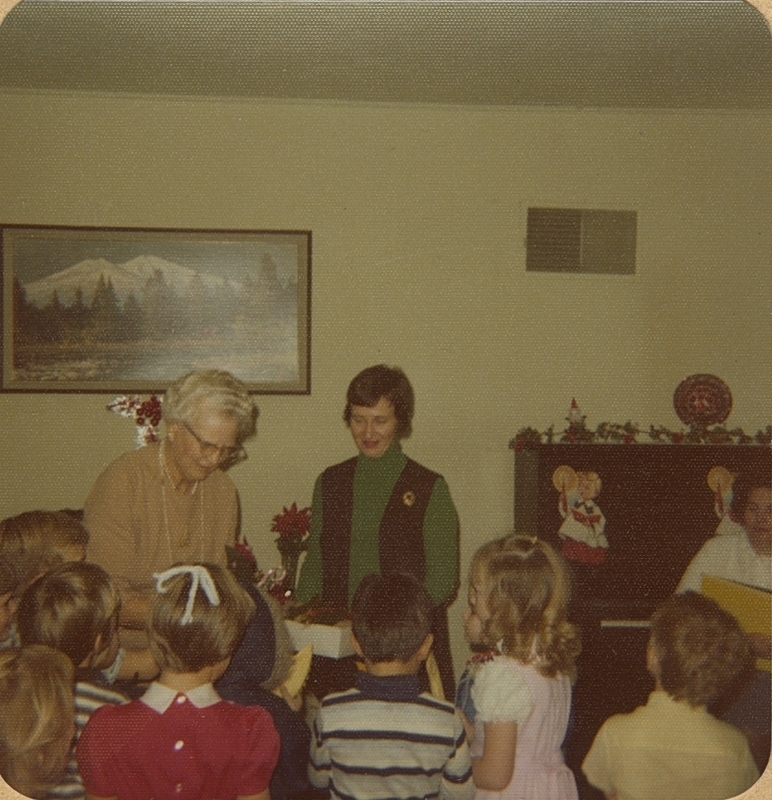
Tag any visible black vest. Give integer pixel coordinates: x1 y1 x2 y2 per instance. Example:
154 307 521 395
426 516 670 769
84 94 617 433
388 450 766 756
319 456 440 606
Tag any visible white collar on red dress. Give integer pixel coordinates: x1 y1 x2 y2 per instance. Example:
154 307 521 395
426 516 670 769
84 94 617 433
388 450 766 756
141 681 221 714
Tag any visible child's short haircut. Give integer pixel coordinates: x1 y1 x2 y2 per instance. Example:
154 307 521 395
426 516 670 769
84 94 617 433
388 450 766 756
0 511 89 590
16 562 120 668
0 645 74 798
149 563 255 673
351 572 433 663
650 591 753 707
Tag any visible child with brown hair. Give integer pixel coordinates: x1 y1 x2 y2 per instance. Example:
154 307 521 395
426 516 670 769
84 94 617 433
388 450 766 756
582 591 759 800
77 563 280 800
0 510 155 687
0 510 89 582
0 561 18 648
458 534 581 799
0 645 76 798
309 571 473 800
0 510 88 651
17 561 130 799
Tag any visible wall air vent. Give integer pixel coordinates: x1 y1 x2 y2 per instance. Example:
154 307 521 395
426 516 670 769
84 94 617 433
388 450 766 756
526 208 637 274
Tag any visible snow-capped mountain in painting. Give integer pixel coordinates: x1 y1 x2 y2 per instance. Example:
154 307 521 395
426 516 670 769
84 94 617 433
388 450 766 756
23 255 242 307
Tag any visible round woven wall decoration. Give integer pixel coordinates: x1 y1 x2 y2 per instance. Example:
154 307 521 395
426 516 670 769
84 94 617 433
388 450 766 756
673 374 732 426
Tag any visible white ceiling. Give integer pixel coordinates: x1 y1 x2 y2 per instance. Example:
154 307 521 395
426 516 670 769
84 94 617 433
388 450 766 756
0 1 770 109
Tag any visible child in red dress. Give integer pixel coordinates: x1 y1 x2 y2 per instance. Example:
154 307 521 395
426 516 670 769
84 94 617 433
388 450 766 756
77 563 280 800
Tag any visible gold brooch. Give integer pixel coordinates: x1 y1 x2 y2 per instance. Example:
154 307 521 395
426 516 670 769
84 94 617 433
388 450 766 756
403 491 416 507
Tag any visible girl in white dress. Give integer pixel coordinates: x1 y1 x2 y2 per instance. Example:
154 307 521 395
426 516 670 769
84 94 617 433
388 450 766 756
458 534 581 800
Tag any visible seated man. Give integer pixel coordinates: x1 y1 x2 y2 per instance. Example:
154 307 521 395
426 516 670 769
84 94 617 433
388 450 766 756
677 469 771 769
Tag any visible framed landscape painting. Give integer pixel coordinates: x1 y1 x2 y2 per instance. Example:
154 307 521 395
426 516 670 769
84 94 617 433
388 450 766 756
1 225 311 393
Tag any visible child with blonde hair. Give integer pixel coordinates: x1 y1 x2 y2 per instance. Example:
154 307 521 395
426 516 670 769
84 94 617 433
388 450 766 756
0 645 76 798
0 510 154 686
77 563 280 800
457 534 581 799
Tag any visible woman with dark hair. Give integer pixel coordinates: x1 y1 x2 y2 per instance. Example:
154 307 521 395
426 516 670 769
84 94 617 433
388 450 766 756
295 365 460 699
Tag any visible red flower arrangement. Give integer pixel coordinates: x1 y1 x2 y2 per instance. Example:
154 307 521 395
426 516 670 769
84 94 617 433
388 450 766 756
271 502 312 594
107 395 163 446
271 502 312 540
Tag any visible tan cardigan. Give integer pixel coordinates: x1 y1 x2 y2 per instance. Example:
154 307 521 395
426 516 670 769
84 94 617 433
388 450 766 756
83 441 238 593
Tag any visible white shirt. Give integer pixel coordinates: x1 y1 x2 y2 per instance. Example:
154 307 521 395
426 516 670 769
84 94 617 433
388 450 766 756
141 681 222 714
677 532 771 593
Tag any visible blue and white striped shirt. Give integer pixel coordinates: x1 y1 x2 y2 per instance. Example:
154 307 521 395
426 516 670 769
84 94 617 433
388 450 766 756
309 673 474 800
47 678 128 799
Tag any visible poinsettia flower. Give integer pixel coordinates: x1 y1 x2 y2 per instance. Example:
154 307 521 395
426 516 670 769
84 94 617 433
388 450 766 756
270 502 311 539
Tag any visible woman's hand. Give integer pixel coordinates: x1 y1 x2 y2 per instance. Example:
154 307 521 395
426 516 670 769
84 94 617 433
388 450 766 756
117 590 151 629
118 648 159 682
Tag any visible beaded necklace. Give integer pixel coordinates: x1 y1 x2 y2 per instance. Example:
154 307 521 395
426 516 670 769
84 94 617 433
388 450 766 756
159 440 205 563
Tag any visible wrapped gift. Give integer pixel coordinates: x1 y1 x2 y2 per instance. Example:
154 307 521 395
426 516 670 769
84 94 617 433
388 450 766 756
285 620 355 659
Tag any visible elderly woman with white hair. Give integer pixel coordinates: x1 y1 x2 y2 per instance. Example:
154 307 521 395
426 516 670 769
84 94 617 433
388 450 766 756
83 370 310 800
84 369 259 630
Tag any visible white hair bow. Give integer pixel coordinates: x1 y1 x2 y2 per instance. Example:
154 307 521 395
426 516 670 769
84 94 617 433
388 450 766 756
153 565 220 625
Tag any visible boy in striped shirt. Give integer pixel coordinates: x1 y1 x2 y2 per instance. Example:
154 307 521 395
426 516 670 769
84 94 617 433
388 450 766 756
309 571 473 800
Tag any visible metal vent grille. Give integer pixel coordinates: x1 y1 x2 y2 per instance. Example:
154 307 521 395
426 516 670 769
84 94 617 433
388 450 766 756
526 208 637 274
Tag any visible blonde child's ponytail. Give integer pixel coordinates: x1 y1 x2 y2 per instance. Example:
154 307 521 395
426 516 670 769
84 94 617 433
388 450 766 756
471 534 581 678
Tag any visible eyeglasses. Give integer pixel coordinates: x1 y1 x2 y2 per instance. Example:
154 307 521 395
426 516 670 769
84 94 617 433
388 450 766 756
181 420 245 462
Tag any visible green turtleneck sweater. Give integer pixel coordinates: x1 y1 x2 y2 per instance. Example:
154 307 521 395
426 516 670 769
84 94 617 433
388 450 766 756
296 443 459 607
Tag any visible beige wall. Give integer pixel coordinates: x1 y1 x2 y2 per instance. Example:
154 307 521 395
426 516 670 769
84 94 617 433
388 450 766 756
0 89 770 676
